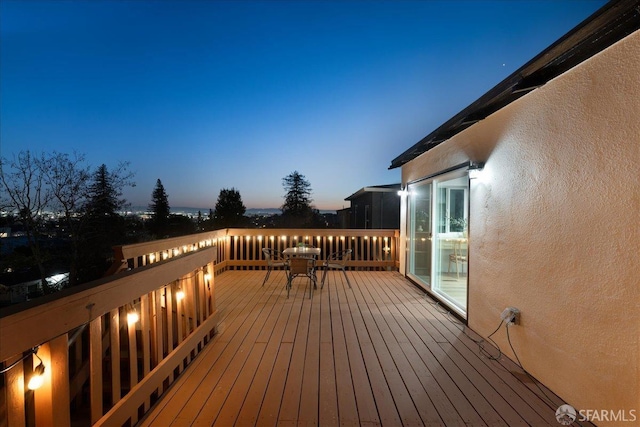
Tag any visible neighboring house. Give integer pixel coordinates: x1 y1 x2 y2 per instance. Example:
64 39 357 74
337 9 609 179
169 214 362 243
390 1 639 425
0 227 10 238
336 207 351 229
342 184 401 229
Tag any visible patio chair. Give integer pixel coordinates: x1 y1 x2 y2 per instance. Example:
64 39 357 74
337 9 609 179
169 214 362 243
448 240 468 279
262 248 288 286
320 249 352 289
286 256 317 299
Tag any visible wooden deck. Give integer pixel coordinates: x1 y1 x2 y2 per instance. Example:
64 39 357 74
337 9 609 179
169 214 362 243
139 270 570 426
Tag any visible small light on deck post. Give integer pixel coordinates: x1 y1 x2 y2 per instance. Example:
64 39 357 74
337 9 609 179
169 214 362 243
204 267 212 289
27 348 46 391
127 303 139 325
468 161 485 179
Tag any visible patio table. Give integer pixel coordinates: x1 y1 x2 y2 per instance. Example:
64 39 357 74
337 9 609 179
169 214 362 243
282 246 321 258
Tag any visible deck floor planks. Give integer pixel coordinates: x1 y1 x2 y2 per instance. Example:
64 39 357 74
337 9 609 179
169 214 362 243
255 286 305 426
276 278 313 426
361 273 451 426
353 272 431 426
171 283 280 425
363 272 469 427
233 283 296 426
374 274 527 426
297 280 321 425
325 272 360 427
345 272 403 426
139 270 576 427
358 276 505 425
317 274 339 426
338 301 381 426
361 273 491 426
211 284 292 426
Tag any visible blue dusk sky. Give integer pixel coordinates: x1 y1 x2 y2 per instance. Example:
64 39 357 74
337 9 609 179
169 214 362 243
1 0 607 211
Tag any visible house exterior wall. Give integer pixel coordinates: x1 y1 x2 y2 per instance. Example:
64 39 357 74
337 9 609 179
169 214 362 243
348 192 400 229
400 30 639 423
378 192 400 229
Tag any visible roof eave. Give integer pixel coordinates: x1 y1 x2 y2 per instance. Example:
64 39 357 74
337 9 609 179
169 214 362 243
389 0 640 170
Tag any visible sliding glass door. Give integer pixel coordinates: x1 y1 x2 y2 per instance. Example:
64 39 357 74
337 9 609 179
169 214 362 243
408 180 432 284
407 168 469 315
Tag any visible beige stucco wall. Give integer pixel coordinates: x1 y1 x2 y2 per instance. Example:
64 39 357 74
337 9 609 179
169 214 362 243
401 30 640 424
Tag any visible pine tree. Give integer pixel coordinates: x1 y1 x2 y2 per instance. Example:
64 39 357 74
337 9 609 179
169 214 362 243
281 171 312 216
148 179 170 237
280 171 323 228
80 163 131 281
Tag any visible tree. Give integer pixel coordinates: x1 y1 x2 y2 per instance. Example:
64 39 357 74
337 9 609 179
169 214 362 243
196 210 204 231
282 171 312 216
213 188 246 228
148 179 171 237
39 151 91 286
0 151 52 291
80 163 134 282
167 213 196 236
280 171 323 228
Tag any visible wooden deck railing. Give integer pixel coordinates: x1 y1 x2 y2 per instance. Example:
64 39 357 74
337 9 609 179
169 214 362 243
0 228 399 426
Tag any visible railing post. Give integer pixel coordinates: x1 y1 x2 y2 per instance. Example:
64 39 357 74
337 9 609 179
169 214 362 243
34 335 71 426
5 354 25 427
154 289 164 394
90 316 103 424
140 293 152 412
110 308 121 404
207 261 215 317
127 304 139 404
165 284 175 388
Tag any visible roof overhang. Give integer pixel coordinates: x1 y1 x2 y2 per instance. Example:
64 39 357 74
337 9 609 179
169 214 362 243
345 184 402 201
389 0 640 170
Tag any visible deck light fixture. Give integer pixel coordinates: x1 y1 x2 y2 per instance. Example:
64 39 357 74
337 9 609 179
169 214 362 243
1 346 47 391
27 349 45 391
176 288 185 302
468 162 485 179
127 304 139 325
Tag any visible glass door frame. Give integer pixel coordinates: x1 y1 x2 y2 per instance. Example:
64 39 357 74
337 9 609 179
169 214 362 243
405 165 470 317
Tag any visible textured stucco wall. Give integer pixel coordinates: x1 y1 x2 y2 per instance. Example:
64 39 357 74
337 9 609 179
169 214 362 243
401 30 639 424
